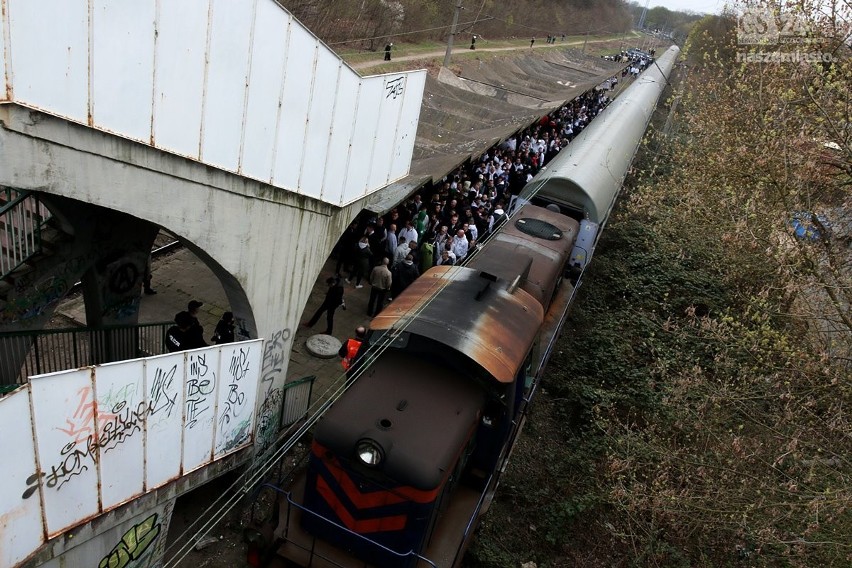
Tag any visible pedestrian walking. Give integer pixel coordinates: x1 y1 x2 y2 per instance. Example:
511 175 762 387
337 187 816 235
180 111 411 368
384 42 392 61
302 277 345 335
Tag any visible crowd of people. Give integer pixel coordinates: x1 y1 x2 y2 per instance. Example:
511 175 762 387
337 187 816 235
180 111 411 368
330 75 631 320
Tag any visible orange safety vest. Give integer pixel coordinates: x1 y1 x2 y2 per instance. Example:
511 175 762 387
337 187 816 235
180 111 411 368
341 339 363 370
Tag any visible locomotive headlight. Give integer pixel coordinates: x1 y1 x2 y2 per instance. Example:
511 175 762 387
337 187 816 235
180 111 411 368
356 439 384 467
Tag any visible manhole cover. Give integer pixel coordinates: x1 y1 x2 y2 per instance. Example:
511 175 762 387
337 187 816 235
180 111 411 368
305 334 343 359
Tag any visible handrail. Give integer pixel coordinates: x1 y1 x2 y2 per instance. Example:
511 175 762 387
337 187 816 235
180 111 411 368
0 188 52 279
0 321 173 384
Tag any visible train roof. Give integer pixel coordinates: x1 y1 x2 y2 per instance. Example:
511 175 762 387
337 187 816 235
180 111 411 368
315 350 485 491
370 265 544 383
526 45 680 225
469 203 579 307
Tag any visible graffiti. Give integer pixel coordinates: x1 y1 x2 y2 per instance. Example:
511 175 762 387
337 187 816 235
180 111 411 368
108 262 140 294
98 400 153 453
150 365 178 419
256 388 283 451
41 438 97 491
103 295 140 319
185 353 215 429
261 328 290 383
98 513 161 568
0 249 98 323
216 417 251 454
218 348 251 431
385 76 405 99
57 386 118 445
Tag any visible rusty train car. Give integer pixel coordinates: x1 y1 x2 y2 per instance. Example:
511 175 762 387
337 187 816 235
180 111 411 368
258 45 680 568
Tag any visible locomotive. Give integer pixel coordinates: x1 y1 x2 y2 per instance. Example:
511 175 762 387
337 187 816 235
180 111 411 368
261 45 680 567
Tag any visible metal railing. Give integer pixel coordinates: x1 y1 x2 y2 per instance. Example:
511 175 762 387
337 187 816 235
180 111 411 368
0 188 53 280
0 321 172 385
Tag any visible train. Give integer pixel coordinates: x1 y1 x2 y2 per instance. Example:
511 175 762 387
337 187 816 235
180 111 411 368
256 45 680 568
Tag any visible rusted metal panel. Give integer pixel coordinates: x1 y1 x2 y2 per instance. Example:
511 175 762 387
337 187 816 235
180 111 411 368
6 0 87 120
0 386 46 567
214 341 261 457
343 77 383 202
95 359 146 510
241 1 290 182
371 266 544 383
470 204 579 307
296 47 341 200
199 0 254 170
182 349 221 473
152 0 209 156
274 21 315 193
91 0 156 144
28 368 101 537
144 351 186 489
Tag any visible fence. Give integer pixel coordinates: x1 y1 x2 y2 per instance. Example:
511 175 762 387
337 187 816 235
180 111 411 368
0 188 52 280
0 321 172 385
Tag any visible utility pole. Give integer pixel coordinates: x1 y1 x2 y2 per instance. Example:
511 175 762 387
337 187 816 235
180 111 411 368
443 0 463 68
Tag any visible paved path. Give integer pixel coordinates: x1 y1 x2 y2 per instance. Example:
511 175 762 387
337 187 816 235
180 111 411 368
350 34 636 71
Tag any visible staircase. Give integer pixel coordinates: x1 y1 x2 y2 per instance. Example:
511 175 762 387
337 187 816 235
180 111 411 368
0 188 62 307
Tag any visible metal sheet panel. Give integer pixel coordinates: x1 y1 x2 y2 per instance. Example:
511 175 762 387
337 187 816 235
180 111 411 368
152 0 209 157
29 368 100 536
144 352 186 488
390 70 426 182
241 1 289 182
91 0 156 143
95 360 146 510
7 0 88 121
214 342 261 456
182 350 220 473
297 48 340 200
274 23 318 193
0 2 7 102
326 72 360 205
342 77 383 203
200 0 254 171
368 74 407 190
0 387 46 568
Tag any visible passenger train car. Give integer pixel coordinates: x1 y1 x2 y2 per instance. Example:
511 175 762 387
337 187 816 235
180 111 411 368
260 45 680 568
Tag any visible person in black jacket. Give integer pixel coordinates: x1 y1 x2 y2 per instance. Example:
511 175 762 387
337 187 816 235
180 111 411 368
301 277 345 335
211 311 236 344
165 311 193 352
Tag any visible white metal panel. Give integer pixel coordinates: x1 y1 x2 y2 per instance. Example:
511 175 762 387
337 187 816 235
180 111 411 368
145 352 186 488
91 0 156 142
368 74 407 190
29 369 100 537
7 0 88 121
95 360 145 510
326 72 360 205
0 2 7 102
200 0 255 170
0 387 45 568
152 0 209 157
182 349 220 472
390 70 426 181
342 77 383 203
215 342 261 456
272 23 315 191
241 2 290 182
296 48 340 200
